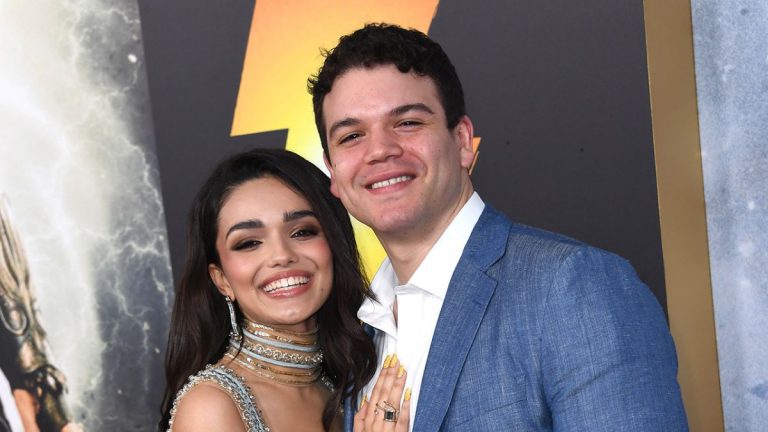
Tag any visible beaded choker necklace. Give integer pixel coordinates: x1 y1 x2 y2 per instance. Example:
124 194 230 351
224 319 324 386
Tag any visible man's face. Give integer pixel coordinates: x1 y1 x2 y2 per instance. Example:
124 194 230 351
322 65 475 240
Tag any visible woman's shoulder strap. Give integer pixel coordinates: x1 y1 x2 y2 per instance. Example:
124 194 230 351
167 364 269 432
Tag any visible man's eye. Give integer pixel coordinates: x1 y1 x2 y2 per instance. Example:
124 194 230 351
398 120 423 127
233 239 261 251
339 133 362 144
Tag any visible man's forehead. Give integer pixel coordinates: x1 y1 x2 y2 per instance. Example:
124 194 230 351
323 65 439 112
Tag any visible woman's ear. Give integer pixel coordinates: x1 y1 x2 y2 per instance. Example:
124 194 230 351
208 264 234 299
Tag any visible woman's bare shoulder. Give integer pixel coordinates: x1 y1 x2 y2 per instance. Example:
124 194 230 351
171 382 246 432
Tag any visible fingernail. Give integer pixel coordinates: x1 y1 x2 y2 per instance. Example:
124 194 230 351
404 388 412 401
391 353 398 367
397 366 405 378
383 354 391 368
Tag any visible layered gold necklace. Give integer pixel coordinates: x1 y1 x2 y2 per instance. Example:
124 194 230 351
224 319 325 386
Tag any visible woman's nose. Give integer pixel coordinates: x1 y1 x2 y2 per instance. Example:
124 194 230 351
266 237 298 267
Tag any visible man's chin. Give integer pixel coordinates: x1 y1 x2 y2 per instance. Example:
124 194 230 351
367 213 420 237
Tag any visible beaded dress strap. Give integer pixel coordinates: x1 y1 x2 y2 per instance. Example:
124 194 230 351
167 364 269 432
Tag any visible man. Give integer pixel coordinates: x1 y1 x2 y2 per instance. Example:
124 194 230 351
309 23 687 431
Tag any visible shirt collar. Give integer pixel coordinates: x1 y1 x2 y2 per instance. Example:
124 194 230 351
408 192 485 298
358 193 485 328
358 258 399 335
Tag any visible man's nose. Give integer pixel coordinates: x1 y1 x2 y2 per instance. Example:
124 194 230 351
364 129 404 164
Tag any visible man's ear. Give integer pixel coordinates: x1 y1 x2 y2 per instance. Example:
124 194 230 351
323 153 340 198
208 264 234 299
455 115 476 171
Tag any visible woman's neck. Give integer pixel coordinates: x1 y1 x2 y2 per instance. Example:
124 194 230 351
224 317 326 387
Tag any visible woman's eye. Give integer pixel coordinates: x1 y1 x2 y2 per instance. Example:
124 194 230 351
292 228 319 239
233 239 261 251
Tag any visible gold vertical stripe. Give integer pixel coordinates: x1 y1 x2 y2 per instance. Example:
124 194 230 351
642 1 723 430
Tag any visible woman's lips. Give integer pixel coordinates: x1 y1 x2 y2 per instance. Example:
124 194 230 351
262 275 310 293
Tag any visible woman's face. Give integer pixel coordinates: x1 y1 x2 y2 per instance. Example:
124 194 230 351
209 176 333 332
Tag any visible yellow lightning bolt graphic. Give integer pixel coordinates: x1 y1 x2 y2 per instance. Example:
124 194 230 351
231 1 482 278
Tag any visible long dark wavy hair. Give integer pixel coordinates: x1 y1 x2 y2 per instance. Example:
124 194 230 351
159 149 376 430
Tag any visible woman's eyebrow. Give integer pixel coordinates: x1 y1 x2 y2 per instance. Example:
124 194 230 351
284 210 316 222
225 219 263 239
224 210 316 239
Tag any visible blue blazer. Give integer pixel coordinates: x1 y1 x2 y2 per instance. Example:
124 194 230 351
346 206 688 431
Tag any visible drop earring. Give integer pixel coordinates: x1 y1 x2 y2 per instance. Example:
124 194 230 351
225 295 240 340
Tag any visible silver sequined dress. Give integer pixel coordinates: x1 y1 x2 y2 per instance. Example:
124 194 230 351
167 364 270 432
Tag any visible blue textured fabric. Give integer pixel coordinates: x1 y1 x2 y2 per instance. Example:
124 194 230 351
347 205 688 431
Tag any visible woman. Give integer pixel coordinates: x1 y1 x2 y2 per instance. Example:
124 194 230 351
159 149 408 431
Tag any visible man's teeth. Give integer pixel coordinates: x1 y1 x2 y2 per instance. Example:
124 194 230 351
370 176 412 190
263 276 309 293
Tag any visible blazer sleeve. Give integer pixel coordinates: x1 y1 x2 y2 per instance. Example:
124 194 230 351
539 246 688 431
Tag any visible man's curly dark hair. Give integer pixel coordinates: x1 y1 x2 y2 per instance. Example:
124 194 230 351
308 23 466 157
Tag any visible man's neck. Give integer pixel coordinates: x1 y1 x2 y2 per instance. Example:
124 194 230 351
378 189 474 283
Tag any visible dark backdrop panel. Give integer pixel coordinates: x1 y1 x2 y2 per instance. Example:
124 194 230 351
139 1 665 310
430 1 665 308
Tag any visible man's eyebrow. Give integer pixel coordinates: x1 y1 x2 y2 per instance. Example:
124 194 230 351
328 118 360 139
225 219 263 239
390 103 435 117
284 210 316 222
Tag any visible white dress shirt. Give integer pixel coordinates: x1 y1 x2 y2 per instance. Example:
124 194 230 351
358 193 485 431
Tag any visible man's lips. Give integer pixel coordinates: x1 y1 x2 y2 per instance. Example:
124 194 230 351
367 175 414 190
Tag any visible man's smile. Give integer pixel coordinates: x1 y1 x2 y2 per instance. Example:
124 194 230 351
368 175 415 190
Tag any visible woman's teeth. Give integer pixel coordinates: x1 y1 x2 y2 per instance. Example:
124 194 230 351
263 276 309 293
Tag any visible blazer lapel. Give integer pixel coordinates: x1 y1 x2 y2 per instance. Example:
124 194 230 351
343 394 356 432
412 207 510 431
